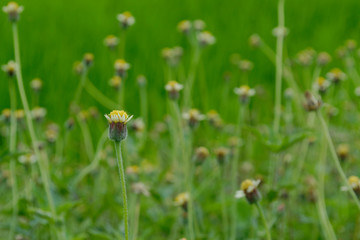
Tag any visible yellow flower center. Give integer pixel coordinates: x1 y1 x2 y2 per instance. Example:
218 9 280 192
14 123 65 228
109 110 128 123
241 179 253 191
317 77 325 86
349 176 360 186
168 80 178 87
123 11 132 18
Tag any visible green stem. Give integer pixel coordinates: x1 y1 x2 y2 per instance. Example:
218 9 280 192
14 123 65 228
85 81 119 109
184 47 201 109
317 111 360 210
73 68 88 105
76 116 94 161
273 0 285 134
139 85 148 149
131 197 140 240
114 141 129 240
220 166 229 239
255 201 272 240
8 79 18 240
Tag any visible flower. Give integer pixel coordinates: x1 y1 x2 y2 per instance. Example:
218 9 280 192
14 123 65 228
130 118 145 133
235 179 262 204
303 91 321 111
296 48 315 67
249 34 262 48
131 182 150 197
197 31 216 47
174 192 189 211
15 109 24 122
317 52 331 66
18 153 36 165
194 146 209 165
183 109 205 128
177 20 192 34
1 109 11 123
345 39 357 52
31 106 47 123
207 110 223 129
161 47 183 67
272 26 289 38
109 76 122 90
83 53 94 67
238 59 254 72
193 19 205 32
105 110 133 142
326 68 346 84
104 35 119 50
2 60 16 77
165 80 183 100
214 147 229 165
126 165 140 176
114 59 131 77
117 11 135 29
2 2 23 22
337 144 349 161
137 75 147 87
45 123 59 143
30 78 43 92
234 85 255 103
341 176 360 197
313 77 330 94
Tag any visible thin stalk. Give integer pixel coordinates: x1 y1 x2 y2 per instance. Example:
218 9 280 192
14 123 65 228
255 201 272 240
114 141 129 240
73 68 88 105
184 46 201 109
8 79 18 240
76 116 94 161
317 111 360 210
220 166 229 239
85 81 119 109
120 31 126 58
131 197 140 240
139 85 148 149
273 0 285 134
12 22 64 239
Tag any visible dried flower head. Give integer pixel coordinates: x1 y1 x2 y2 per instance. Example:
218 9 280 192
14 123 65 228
104 35 119 50
182 109 205 128
83 53 94 67
337 144 349 161
114 59 131 77
234 85 256 104
117 11 135 29
177 20 192 34
345 39 357 52
2 60 16 77
235 179 262 204
303 91 321 111
313 77 330 94
45 124 59 143
193 19 205 32
197 31 216 47
109 76 122 90
130 118 145 133
131 182 150 197
341 176 360 197
2 2 23 22
1 109 11 124
105 110 133 142
249 34 262 48
165 80 183 100
326 68 346 84
73 61 85 76
137 75 147 87
214 147 229 165
30 78 43 93
317 52 331 66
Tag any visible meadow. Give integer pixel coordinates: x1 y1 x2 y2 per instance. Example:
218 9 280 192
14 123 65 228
1 0 360 239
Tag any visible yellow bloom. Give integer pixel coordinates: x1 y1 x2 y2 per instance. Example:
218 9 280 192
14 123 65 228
105 110 133 124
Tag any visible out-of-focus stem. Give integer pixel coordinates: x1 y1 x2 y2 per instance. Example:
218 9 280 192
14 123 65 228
85 81 118 109
255 201 272 240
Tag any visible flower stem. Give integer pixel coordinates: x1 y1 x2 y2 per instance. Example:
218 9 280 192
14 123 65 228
131 197 141 240
8 78 18 240
273 0 285 135
114 141 129 240
317 111 360 210
73 68 88 105
85 81 119 109
76 116 94 161
255 201 272 240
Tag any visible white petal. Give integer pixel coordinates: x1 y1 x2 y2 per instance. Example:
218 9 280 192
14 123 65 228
235 190 245 199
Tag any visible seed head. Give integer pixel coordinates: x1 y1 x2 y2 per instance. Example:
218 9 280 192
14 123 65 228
105 110 133 142
30 78 43 93
249 34 262 48
2 2 23 22
326 68 346 84
303 91 321 112
109 76 122 90
193 19 205 32
117 11 135 29
177 20 192 34
317 52 331 66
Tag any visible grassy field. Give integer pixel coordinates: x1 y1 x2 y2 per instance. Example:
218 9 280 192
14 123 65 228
1 0 360 239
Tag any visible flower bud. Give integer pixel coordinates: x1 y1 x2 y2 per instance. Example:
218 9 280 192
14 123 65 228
1 60 16 77
303 91 321 111
105 110 133 142
2 2 23 22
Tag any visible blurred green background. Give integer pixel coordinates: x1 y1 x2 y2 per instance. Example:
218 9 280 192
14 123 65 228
1 0 360 124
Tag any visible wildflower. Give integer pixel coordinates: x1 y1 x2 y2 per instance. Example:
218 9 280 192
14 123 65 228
183 109 205 128
272 26 289 38
45 123 59 143
174 192 189 211
197 31 216 47
2 60 16 77
336 46 346 59
240 161 254 175
345 39 357 52
114 59 130 77
78 110 89 122
105 110 133 142
193 19 205 32
234 85 256 104
65 117 75 131
337 144 349 161
324 105 338 118
304 176 317 203
126 165 140 176
194 146 209 165
284 88 294 101
249 34 262 48
117 11 135 29
83 53 94 67
131 182 150 197
73 61 85 76
341 176 360 197
30 78 43 93
18 153 36 165
2 2 23 22
31 107 47 123
162 47 183 67
130 118 145 133
1 109 11 124
238 59 254 72
15 109 24 122
326 68 346 84
88 107 99 120
207 110 223 129
214 147 229 165
104 35 119 50
235 179 262 204
165 80 183 100
137 75 147 87
303 91 321 111
109 76 122 90
177 20 191 34
297 49 315 67
317 52 331 66
313 77 330 94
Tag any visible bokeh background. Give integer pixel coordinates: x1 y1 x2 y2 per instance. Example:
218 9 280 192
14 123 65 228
1 0 360 124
